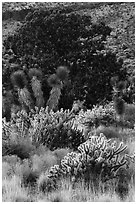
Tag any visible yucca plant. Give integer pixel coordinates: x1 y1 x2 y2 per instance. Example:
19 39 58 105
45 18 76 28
11 70 34 111
28 68 45 109
46 67 69 111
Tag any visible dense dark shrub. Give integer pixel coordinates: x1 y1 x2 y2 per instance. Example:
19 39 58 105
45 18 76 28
3 7 128 109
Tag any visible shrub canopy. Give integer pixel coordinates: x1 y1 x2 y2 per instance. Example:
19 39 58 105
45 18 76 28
3 7 128 109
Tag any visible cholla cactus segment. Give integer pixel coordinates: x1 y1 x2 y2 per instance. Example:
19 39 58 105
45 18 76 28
11 70 27 89
31 77 44 109
46 86 62 111
47 133 129 182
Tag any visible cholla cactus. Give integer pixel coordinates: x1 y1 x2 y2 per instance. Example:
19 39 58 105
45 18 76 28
11 70 34 111
28 68 45 109
48 133 129 183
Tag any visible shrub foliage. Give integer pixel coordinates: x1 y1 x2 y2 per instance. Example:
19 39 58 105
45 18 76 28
3 7 128 109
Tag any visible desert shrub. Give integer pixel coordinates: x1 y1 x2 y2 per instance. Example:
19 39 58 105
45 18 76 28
31 151 58 174
2 110 35 159
38 172 57 193
2 154 21 164
123 103 135 128
2 162 14 179
2 175 30 202
53 148 71 165
2 107 85 151
28 107 85 150
14 158 39 187
3 7 128 109
2 124 35 159
95 125 121 139
75 102 116 130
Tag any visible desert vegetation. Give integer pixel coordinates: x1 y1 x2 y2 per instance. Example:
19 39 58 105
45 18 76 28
2 2 135 202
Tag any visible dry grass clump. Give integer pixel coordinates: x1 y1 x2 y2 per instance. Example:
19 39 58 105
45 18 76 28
31 151 58 174
2 175 31 202
95 125 121 139
37 172 56 193
2 162 14 179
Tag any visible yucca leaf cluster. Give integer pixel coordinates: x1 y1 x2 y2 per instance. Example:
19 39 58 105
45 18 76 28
48 133 129 183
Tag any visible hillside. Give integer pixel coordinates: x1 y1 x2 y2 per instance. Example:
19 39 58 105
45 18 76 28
2 2 135 73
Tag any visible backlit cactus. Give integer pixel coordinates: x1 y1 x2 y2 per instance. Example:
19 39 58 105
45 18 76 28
48 133 129 182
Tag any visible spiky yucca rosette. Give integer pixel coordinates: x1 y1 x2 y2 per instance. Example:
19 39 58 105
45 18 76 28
28 68 42 81
28 68 44 109
11 70 27 89
56 66 69 81
47 74 61 88
11 70 34 110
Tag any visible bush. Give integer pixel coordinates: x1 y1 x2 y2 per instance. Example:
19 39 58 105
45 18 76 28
2 162 14 179
2 107 85 151
31 151 58 174
2 175 31 202
53 148 71 165
2 134 35 159
48 133 131 185
95 126 121 139
3 7 128 109
123 103 135 128
75 102 116 130
38 173 57 193
27 107 85 150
